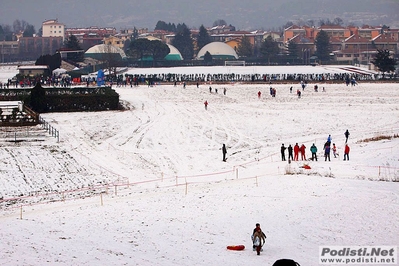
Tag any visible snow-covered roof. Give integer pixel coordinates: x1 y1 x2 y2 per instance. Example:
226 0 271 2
18 65 49 70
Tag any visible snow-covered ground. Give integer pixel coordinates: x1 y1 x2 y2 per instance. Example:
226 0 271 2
0 65 398 266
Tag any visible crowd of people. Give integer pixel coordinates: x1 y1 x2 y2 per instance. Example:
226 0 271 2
118 72 376 83
280 130 351 163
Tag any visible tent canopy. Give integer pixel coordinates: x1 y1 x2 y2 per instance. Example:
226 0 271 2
52 68 67 75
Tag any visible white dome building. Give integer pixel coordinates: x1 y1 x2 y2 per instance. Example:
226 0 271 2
85 44 127 60
138 37 183 61
197 42 238 60
164 44 183 60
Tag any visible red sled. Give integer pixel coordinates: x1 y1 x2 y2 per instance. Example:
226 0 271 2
227 245 245 251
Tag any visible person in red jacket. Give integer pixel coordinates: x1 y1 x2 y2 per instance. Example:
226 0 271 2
300 144 306 160
344 144 350 161
294 143 300 161
204 100 208 110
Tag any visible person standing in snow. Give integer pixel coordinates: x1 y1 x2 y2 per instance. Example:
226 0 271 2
310 143 318 161
287 144 293 161
332 143 337 158
344 130 350 143
281 144 286 161
258 91 261 99
294 143 300 161
300 144 306 160
327 135 332 144
222 144 227 162
324 142 331 161
204 100 208 110
344 144 350 161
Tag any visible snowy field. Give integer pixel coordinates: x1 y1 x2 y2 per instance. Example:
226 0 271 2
0 65 398 265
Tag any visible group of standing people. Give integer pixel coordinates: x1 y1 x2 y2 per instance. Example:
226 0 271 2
203 86 227 110
281 130 351 162
281 143 307 161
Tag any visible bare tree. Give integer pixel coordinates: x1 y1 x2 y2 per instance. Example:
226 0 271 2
13 19 28 33
99 44 122 79
213 19 227 27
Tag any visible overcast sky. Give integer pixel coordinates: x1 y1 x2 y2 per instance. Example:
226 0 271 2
1 0 398 31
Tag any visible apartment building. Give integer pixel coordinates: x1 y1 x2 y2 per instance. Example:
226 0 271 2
42 19 65 40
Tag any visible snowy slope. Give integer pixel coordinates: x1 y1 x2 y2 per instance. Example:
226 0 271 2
0 66 398 266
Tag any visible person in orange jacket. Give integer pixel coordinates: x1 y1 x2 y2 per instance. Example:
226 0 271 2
344 144 350 161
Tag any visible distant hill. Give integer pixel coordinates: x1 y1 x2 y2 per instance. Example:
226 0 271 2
1 0 398 31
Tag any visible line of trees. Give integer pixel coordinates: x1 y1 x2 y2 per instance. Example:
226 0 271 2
0 19 37 41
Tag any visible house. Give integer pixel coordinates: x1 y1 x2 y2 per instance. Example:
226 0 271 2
103 36 126 49
284 24 399 64
371 34 397 51
0 41 19 62
18 65 49 76
18 36 63 59
42 19 65 41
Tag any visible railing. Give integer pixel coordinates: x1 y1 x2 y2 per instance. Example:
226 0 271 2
39 116 59 142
